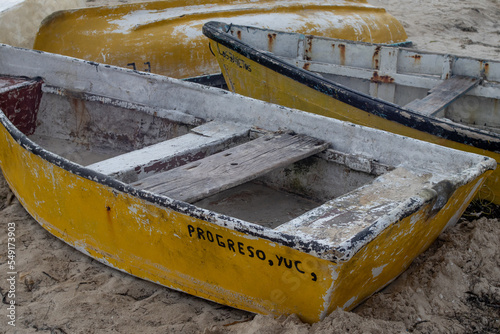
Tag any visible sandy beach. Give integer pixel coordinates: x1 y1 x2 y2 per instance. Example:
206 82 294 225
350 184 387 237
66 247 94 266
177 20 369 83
1 0 500 333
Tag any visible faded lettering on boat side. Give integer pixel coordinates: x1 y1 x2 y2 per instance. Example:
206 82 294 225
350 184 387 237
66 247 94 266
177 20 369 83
216 44 251 72
187 225 317 281
126 61 152 72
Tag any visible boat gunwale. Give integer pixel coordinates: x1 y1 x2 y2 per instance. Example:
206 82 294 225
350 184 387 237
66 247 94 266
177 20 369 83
202 21 500 153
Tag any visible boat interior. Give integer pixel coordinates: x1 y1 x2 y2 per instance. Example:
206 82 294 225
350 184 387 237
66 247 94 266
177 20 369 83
210 23 500 134
1 74 395 229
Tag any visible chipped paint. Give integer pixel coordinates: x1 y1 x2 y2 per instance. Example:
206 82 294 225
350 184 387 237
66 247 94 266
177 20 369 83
342 296 357 309
371 264 387 278
319 264 340 320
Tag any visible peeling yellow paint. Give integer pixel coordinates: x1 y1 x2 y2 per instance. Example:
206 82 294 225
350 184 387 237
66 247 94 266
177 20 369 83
0 121 489 322
33 0 407 78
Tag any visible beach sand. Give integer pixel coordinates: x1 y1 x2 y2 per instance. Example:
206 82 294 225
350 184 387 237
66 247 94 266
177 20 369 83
1 0 500 333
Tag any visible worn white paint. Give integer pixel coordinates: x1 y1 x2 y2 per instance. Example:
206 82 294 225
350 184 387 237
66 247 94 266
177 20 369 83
372 264 388 278
107 1 375 36
342 296 357 309
444 176 485 230
319 265 341 320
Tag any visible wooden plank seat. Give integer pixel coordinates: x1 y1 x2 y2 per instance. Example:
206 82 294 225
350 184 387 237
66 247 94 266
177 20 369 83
86 121 251 183
131 132 329 203
404 75 479 116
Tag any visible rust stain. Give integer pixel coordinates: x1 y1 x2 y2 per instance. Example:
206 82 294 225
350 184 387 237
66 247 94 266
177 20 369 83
305 35 313 61
338 44 346 66
483 62 490 77
303 62 310 71
372 46 381 70
371 71 395 83
70 98 91 133
267 33 277 52
410 54 422 65
68 95 93 148
237 30 242 40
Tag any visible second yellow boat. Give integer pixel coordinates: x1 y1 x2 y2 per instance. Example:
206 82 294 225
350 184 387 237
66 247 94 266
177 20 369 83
203 21 500 205
33 0 408 78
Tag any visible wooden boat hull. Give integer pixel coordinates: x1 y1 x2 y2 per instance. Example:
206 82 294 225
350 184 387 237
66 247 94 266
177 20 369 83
0 120 491 321
203 22 500 205
33 0 408 78
0 45 494 322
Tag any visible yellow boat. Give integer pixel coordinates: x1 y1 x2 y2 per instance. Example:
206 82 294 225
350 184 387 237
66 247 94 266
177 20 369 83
203 21 500 205
33 0 408 78
0 44 494 323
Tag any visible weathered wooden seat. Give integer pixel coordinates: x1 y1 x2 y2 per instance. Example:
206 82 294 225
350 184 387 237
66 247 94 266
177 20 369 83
404 75 479 116
132 132 329 203
86 121 251 183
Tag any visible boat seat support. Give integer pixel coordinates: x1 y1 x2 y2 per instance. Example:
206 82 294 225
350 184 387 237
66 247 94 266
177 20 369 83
132 132 329 203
